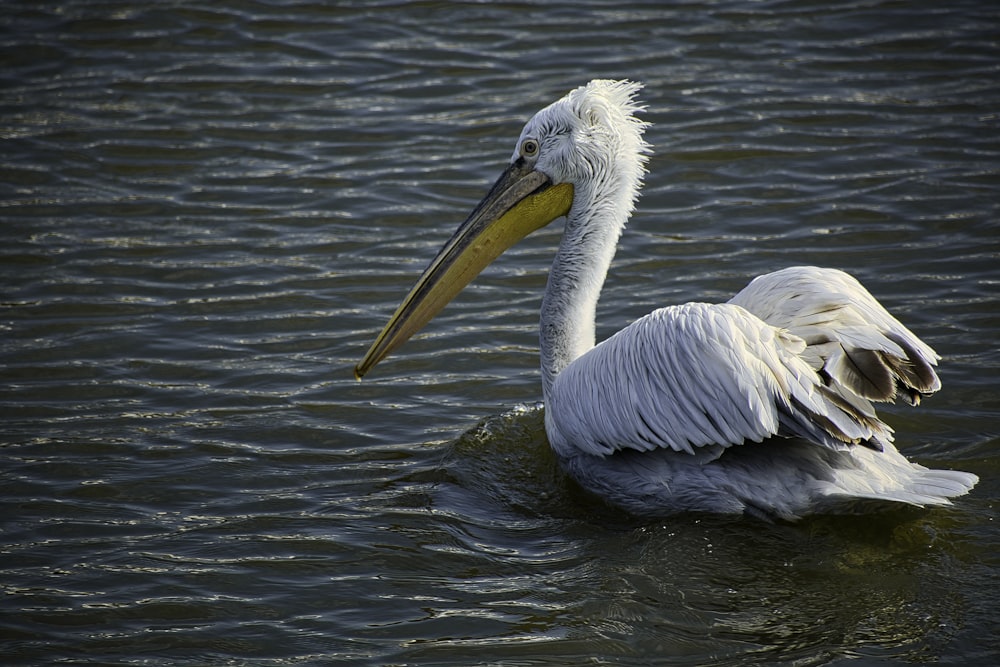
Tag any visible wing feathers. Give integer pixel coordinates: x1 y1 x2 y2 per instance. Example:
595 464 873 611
546 267 935 462
729 266 941 408
830 346 896 401
546 301 893 459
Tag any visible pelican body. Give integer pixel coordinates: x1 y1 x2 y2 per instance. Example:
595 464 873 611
356 80 977 520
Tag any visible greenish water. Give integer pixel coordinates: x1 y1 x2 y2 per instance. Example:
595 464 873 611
1 1 998 664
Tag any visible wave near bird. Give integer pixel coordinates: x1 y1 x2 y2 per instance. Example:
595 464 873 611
355 79 977 521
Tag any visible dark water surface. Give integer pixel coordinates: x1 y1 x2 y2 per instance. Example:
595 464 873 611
2 1 998 664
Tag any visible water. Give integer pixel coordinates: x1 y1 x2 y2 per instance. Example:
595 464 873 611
2 0 998 664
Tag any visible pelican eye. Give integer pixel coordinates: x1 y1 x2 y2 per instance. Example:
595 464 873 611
520 138 539 158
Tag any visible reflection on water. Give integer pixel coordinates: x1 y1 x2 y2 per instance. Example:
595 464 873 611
1 0 998 664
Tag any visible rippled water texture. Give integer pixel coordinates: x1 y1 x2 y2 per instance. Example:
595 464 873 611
2 1 998 665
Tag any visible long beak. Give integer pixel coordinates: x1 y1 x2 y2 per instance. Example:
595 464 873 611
354 160 574 379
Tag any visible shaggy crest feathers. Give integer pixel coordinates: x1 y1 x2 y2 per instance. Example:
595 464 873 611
517 80 651 220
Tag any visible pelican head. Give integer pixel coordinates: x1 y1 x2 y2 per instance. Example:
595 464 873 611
355 79 650 379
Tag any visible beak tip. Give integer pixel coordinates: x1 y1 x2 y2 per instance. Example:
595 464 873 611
353 365 366 381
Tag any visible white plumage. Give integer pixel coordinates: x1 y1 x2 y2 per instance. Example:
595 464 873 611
356 79 977 520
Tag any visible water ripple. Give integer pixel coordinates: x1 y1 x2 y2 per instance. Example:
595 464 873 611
2 0 998 664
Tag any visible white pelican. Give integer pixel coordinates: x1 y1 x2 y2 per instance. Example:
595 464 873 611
355 80 977 520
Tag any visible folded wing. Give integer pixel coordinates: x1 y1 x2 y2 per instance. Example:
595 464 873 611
545 267 935 461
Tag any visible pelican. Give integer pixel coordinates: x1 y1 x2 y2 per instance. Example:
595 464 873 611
355 80 977 520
